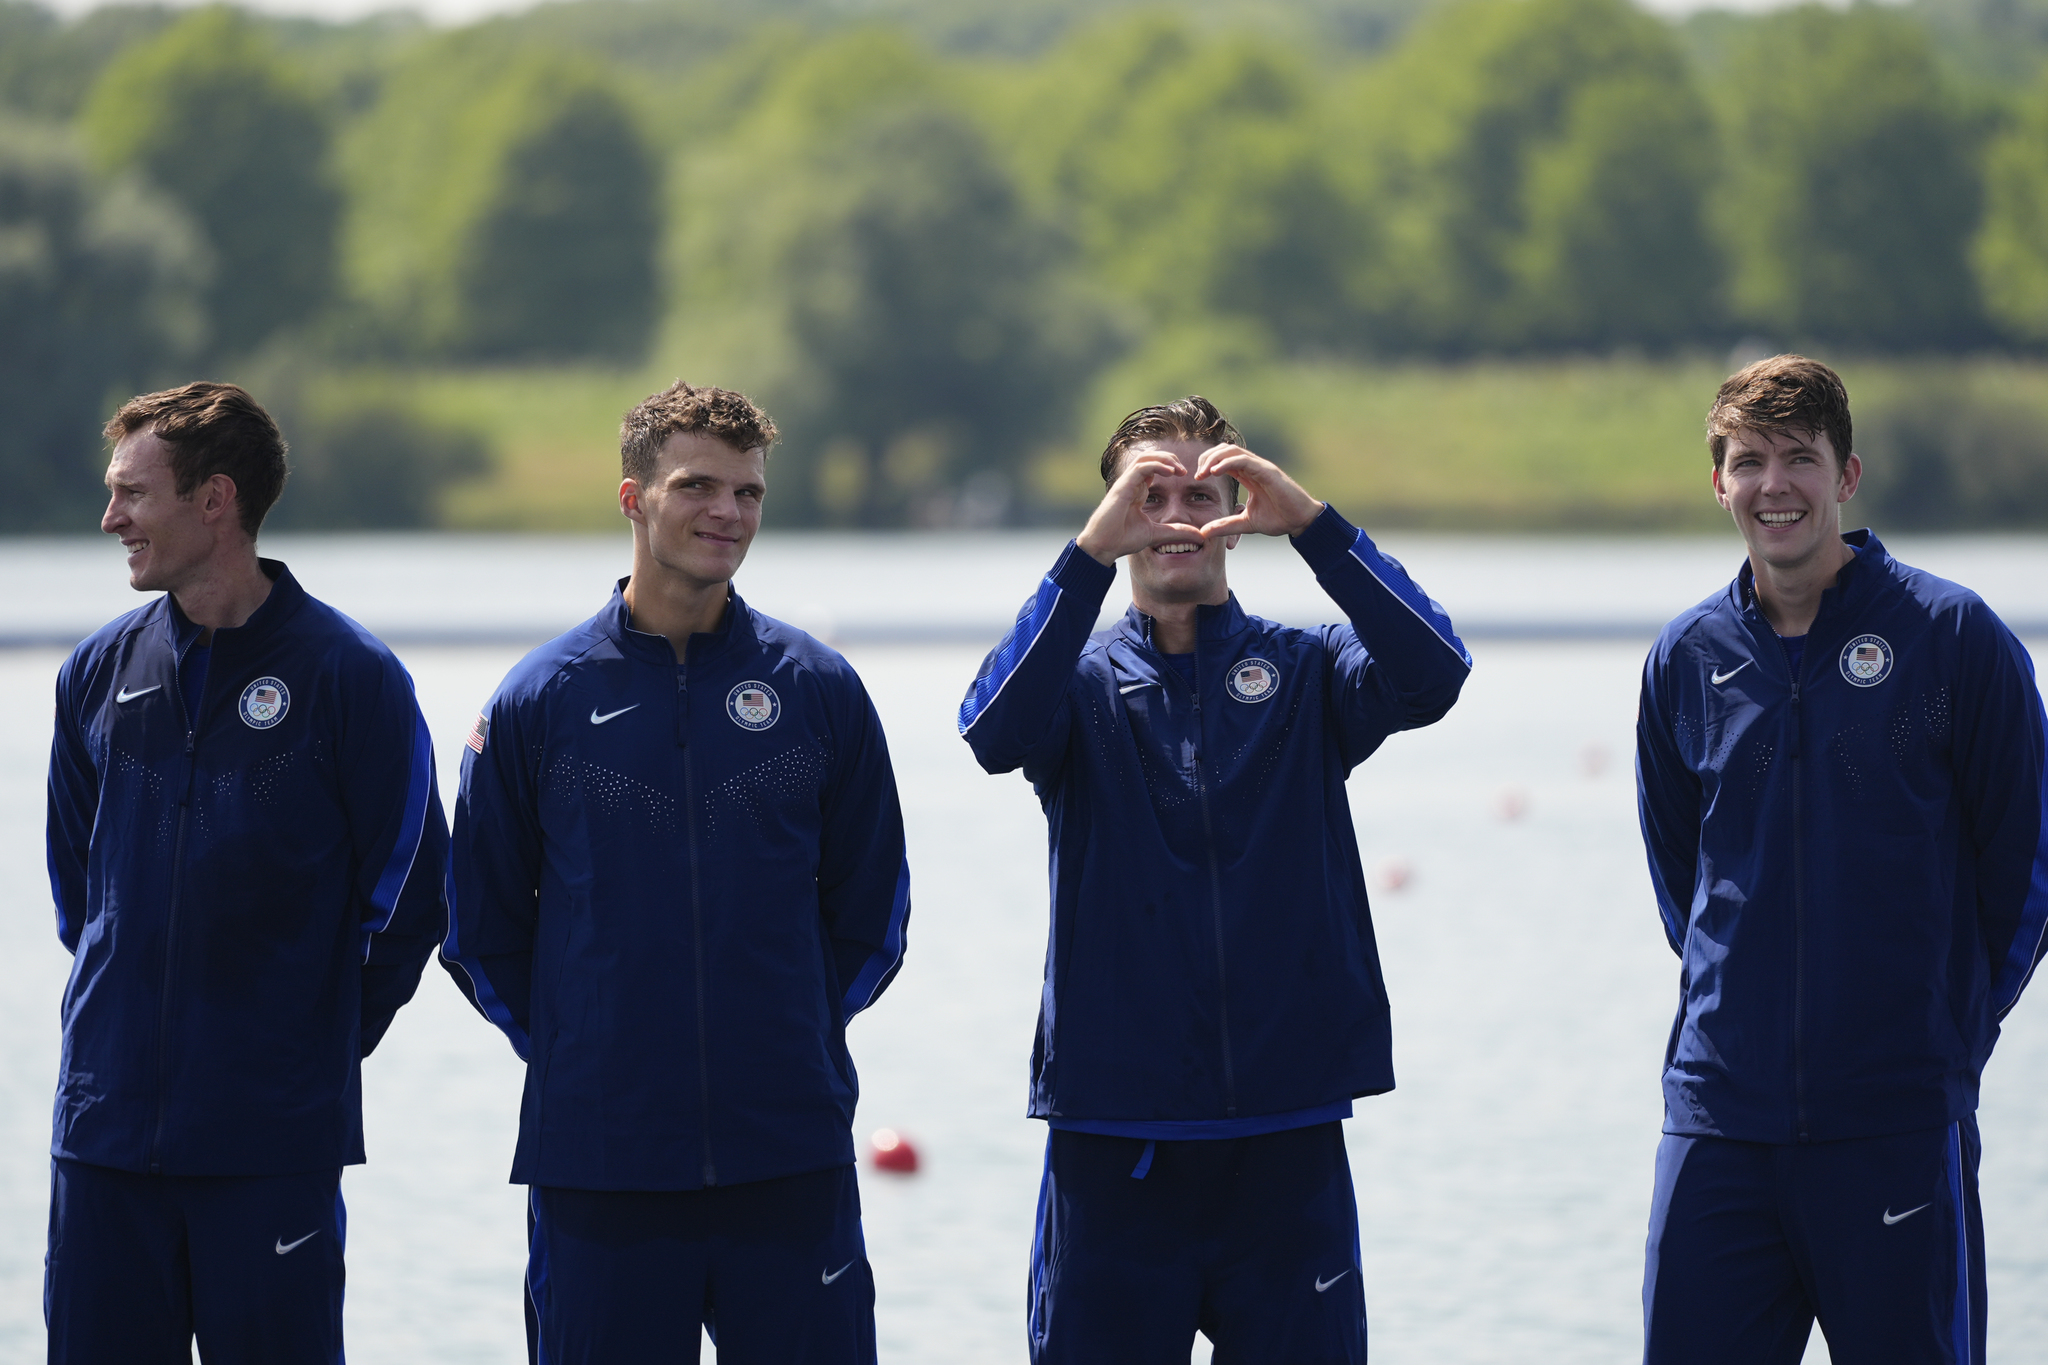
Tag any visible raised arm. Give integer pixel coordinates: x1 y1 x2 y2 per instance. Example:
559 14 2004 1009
1197 446 1472 766
958 454 1199 776
441 687 542 1060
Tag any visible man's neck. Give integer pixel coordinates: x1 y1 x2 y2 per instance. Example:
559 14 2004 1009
1136 589 1226 655
1750 536 1854 638
171 550 273 645
623 551 728 662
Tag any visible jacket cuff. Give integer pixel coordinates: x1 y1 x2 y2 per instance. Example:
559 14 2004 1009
1050 538 1118 599
1289 503 1356 572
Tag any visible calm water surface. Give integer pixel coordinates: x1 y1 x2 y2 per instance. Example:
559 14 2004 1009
1 532 2044 1364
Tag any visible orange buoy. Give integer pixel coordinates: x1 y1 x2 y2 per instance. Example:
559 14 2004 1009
870 1127 920 1174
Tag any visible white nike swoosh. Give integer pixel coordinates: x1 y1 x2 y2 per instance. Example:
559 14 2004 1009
821 1261 854 1285
1118 682 1154 694
1883 1202 1933 1225
590 705 640 725
116 685 162 703
275 1231 319 1255
1314 1270 1351 1293
1710 661 1753 686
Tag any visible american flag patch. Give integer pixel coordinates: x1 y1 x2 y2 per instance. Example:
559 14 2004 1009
466 712 489 753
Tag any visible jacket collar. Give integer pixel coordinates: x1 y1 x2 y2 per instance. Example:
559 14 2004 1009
1733 527 1886 628
159 559 305 657
600 576 755 665
1113 593 1253 652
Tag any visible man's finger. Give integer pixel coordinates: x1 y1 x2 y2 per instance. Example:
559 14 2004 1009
1198 512 1253 540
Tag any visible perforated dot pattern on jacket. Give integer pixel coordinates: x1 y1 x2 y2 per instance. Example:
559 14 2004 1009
706 744 829 835
545 756 677 835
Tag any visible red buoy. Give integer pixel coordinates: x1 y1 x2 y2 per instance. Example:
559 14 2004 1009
870 1127 920 1174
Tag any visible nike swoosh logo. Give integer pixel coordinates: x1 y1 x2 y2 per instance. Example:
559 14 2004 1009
1883 1202 1933 1225
590 705 640 725
275 1231 319 1255
116 685 162 703
1118 682 1154 694
1710 661 1753 686
822 1261 854 1285
1314 1270 1351 1293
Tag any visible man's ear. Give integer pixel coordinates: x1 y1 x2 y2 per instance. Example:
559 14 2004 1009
1711 463 1730 509
1836 451 1863 503
619 478 644 524
199 473 240 526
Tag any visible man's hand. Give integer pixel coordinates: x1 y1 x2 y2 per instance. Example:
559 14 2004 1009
1076 451 1206 566
1193 446 1322 540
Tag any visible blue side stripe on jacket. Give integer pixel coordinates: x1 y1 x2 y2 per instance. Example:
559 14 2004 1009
959 575 1064 736
1948 1122 1970 1365
843 855 912 1018
441 876 530 1059
1348 529 1472 667
1990 751 2048 1019
361 706 435 960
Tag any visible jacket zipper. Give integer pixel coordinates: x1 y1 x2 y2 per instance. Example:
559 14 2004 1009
147 650 200 1173
1186 643 1239 1118
678 659 717 1186
1789 662 1809 1142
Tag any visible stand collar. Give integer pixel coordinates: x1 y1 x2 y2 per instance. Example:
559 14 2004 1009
601 576 754 664
1115 593 1252 651
162 559 303 656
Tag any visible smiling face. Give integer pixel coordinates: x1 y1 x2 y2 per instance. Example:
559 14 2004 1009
1712 427 1862 576
622 431 766 590
101 428 219 595
1119 438 1239 609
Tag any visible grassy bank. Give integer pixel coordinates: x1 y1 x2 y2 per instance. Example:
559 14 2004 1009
347 353 2048 533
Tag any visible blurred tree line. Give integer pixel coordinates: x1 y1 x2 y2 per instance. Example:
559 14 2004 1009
5 0 2048 529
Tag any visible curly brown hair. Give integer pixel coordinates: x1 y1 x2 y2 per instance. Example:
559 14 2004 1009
1707 356 1853 472
103 382 288 540
620 381 779 484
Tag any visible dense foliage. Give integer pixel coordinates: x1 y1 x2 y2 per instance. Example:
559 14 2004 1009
5 0 2048 527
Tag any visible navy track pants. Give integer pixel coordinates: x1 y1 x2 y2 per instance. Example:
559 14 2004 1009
1029 1122 1367 1365
526 1163 875 1365
44 1157 345 1365
1643 1118 1986 1365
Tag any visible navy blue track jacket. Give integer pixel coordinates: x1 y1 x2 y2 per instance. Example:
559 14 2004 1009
442 583 911 1191
1637 531 2048 1145
958 506 1471 1125
45 562 445 1177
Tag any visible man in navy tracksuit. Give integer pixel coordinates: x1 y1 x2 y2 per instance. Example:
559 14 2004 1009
442 382 911 1364
959 396 1471 1362
1636 356 2048 1364
44 382 445 1364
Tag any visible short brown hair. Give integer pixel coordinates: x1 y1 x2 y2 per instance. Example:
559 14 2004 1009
1707 355 1854 472
103 382 288 539
620 381 779 483
1099 395 1243 506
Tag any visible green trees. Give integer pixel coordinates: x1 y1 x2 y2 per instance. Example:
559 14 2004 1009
683 31 1116 525
1717 4 1983 348
0 121 207 528
80 7 339 357
1976 73 2048 341
1012 19 1365 352
342 38 662 361
1349 0 1720 351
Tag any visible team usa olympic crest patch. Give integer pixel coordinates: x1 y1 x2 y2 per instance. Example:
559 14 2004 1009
1839 635 1894 688
727 681 780 731
1227 658 1280 704
239 677 290 729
